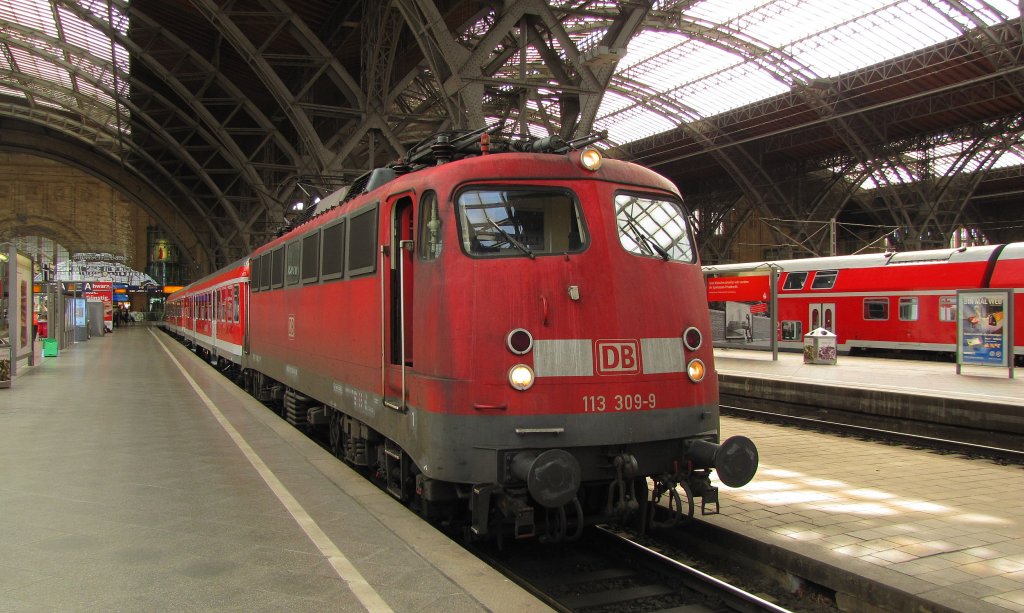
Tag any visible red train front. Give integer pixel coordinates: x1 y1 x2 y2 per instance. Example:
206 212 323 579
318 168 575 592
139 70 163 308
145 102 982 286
168 131 758 541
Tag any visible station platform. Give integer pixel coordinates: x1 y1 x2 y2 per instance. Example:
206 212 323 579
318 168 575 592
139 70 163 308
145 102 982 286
0 326 547 612
705 348 1024 612
704 416 1024 612
713 348 1024 450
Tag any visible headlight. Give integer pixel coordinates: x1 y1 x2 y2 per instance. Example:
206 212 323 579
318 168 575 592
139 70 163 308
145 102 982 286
579 148 602 171
686 359 706 383
508 364 535 390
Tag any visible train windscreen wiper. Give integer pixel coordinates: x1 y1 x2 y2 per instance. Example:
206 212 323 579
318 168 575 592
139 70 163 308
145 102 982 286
489 219 535 259
626 218 670 261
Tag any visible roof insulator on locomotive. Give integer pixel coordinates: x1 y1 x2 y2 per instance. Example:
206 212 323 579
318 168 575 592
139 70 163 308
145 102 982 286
480 132 490 155
431 134 455 165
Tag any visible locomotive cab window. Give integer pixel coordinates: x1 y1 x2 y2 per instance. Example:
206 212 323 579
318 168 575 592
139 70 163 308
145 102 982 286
810 270 838 289
614 194 693 262
782 272 807 290
457 187 586 257
418 191 442 261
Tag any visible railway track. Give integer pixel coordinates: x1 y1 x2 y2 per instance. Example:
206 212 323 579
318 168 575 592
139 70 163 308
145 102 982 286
721 404 1024 465
472 525 795 613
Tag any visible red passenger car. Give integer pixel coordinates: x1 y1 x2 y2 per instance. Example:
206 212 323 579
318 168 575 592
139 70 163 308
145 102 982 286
706 243 1024 362
166 130 757 540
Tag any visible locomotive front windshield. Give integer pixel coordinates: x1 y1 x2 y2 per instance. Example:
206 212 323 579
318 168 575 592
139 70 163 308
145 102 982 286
457 188 586 257
615 194 695 263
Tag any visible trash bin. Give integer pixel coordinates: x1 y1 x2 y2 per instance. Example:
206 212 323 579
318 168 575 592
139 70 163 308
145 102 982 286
43 338 59 357
803 328 837 365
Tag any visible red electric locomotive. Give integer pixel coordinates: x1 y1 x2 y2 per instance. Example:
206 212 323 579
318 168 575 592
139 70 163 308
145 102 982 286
166 129 758 541
705 243 1024 362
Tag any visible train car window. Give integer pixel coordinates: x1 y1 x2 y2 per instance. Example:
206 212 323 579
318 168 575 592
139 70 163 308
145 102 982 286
320 219 346 281
939 296 957 321
782 272 807 290
251 257 261 293
285 241 301 286
614 193 692 262
348 206 379 276
899 297 919 321
260 253 272 290
810 270 838 289
781 320 802 340
418 191 442 261
457 188 586 258
271 247 285 288
863 298 889 320
233 284 240 322
302 232 320 283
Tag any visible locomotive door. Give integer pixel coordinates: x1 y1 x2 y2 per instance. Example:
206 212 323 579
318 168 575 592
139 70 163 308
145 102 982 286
383 194 415 410
808 303 835 333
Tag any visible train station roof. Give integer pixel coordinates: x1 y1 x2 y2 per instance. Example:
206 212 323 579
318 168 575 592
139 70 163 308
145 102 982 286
1 1 1022 269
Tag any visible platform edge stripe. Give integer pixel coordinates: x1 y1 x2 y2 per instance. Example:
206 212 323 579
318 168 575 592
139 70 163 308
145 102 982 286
151 329 394 613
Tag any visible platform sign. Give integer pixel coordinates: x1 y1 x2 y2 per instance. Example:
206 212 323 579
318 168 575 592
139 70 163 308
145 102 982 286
956 289 1013 378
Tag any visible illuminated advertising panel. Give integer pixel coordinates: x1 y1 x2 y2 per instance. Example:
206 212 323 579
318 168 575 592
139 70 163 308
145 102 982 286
957 290 1012 374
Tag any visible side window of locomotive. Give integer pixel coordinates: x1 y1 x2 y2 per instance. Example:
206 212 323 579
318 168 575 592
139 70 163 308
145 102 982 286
899 297 919 321
260 253 272 290
810 270 838 289
347 206 378 276
863 297 889 320
302 232 320 284
320 220 346 282
271 246 285 289
782 272 807 290
418 190 442 261
251 257 261 293
285 241 301 286
614 193 693 262
457 188 586 257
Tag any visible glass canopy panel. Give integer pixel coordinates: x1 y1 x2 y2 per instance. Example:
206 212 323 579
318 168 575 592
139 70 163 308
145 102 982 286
0 0 130 143
596 0 1022 144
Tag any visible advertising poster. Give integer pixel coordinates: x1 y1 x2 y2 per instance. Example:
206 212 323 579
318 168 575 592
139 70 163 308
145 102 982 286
706 274 770 302
84 281 114 330
957 290 1011 371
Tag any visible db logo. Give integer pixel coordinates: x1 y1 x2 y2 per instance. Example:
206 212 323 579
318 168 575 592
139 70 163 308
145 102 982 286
595 340 641 375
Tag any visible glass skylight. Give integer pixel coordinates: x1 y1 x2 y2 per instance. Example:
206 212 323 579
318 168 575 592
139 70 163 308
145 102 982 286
593 0 1022 146
0 0 130 146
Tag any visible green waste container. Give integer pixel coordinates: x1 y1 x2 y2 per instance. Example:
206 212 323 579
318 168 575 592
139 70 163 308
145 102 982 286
43 338 59 357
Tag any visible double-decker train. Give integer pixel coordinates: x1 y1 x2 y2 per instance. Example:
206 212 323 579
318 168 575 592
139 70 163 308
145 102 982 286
705 243 1024 363
164 128 758 541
